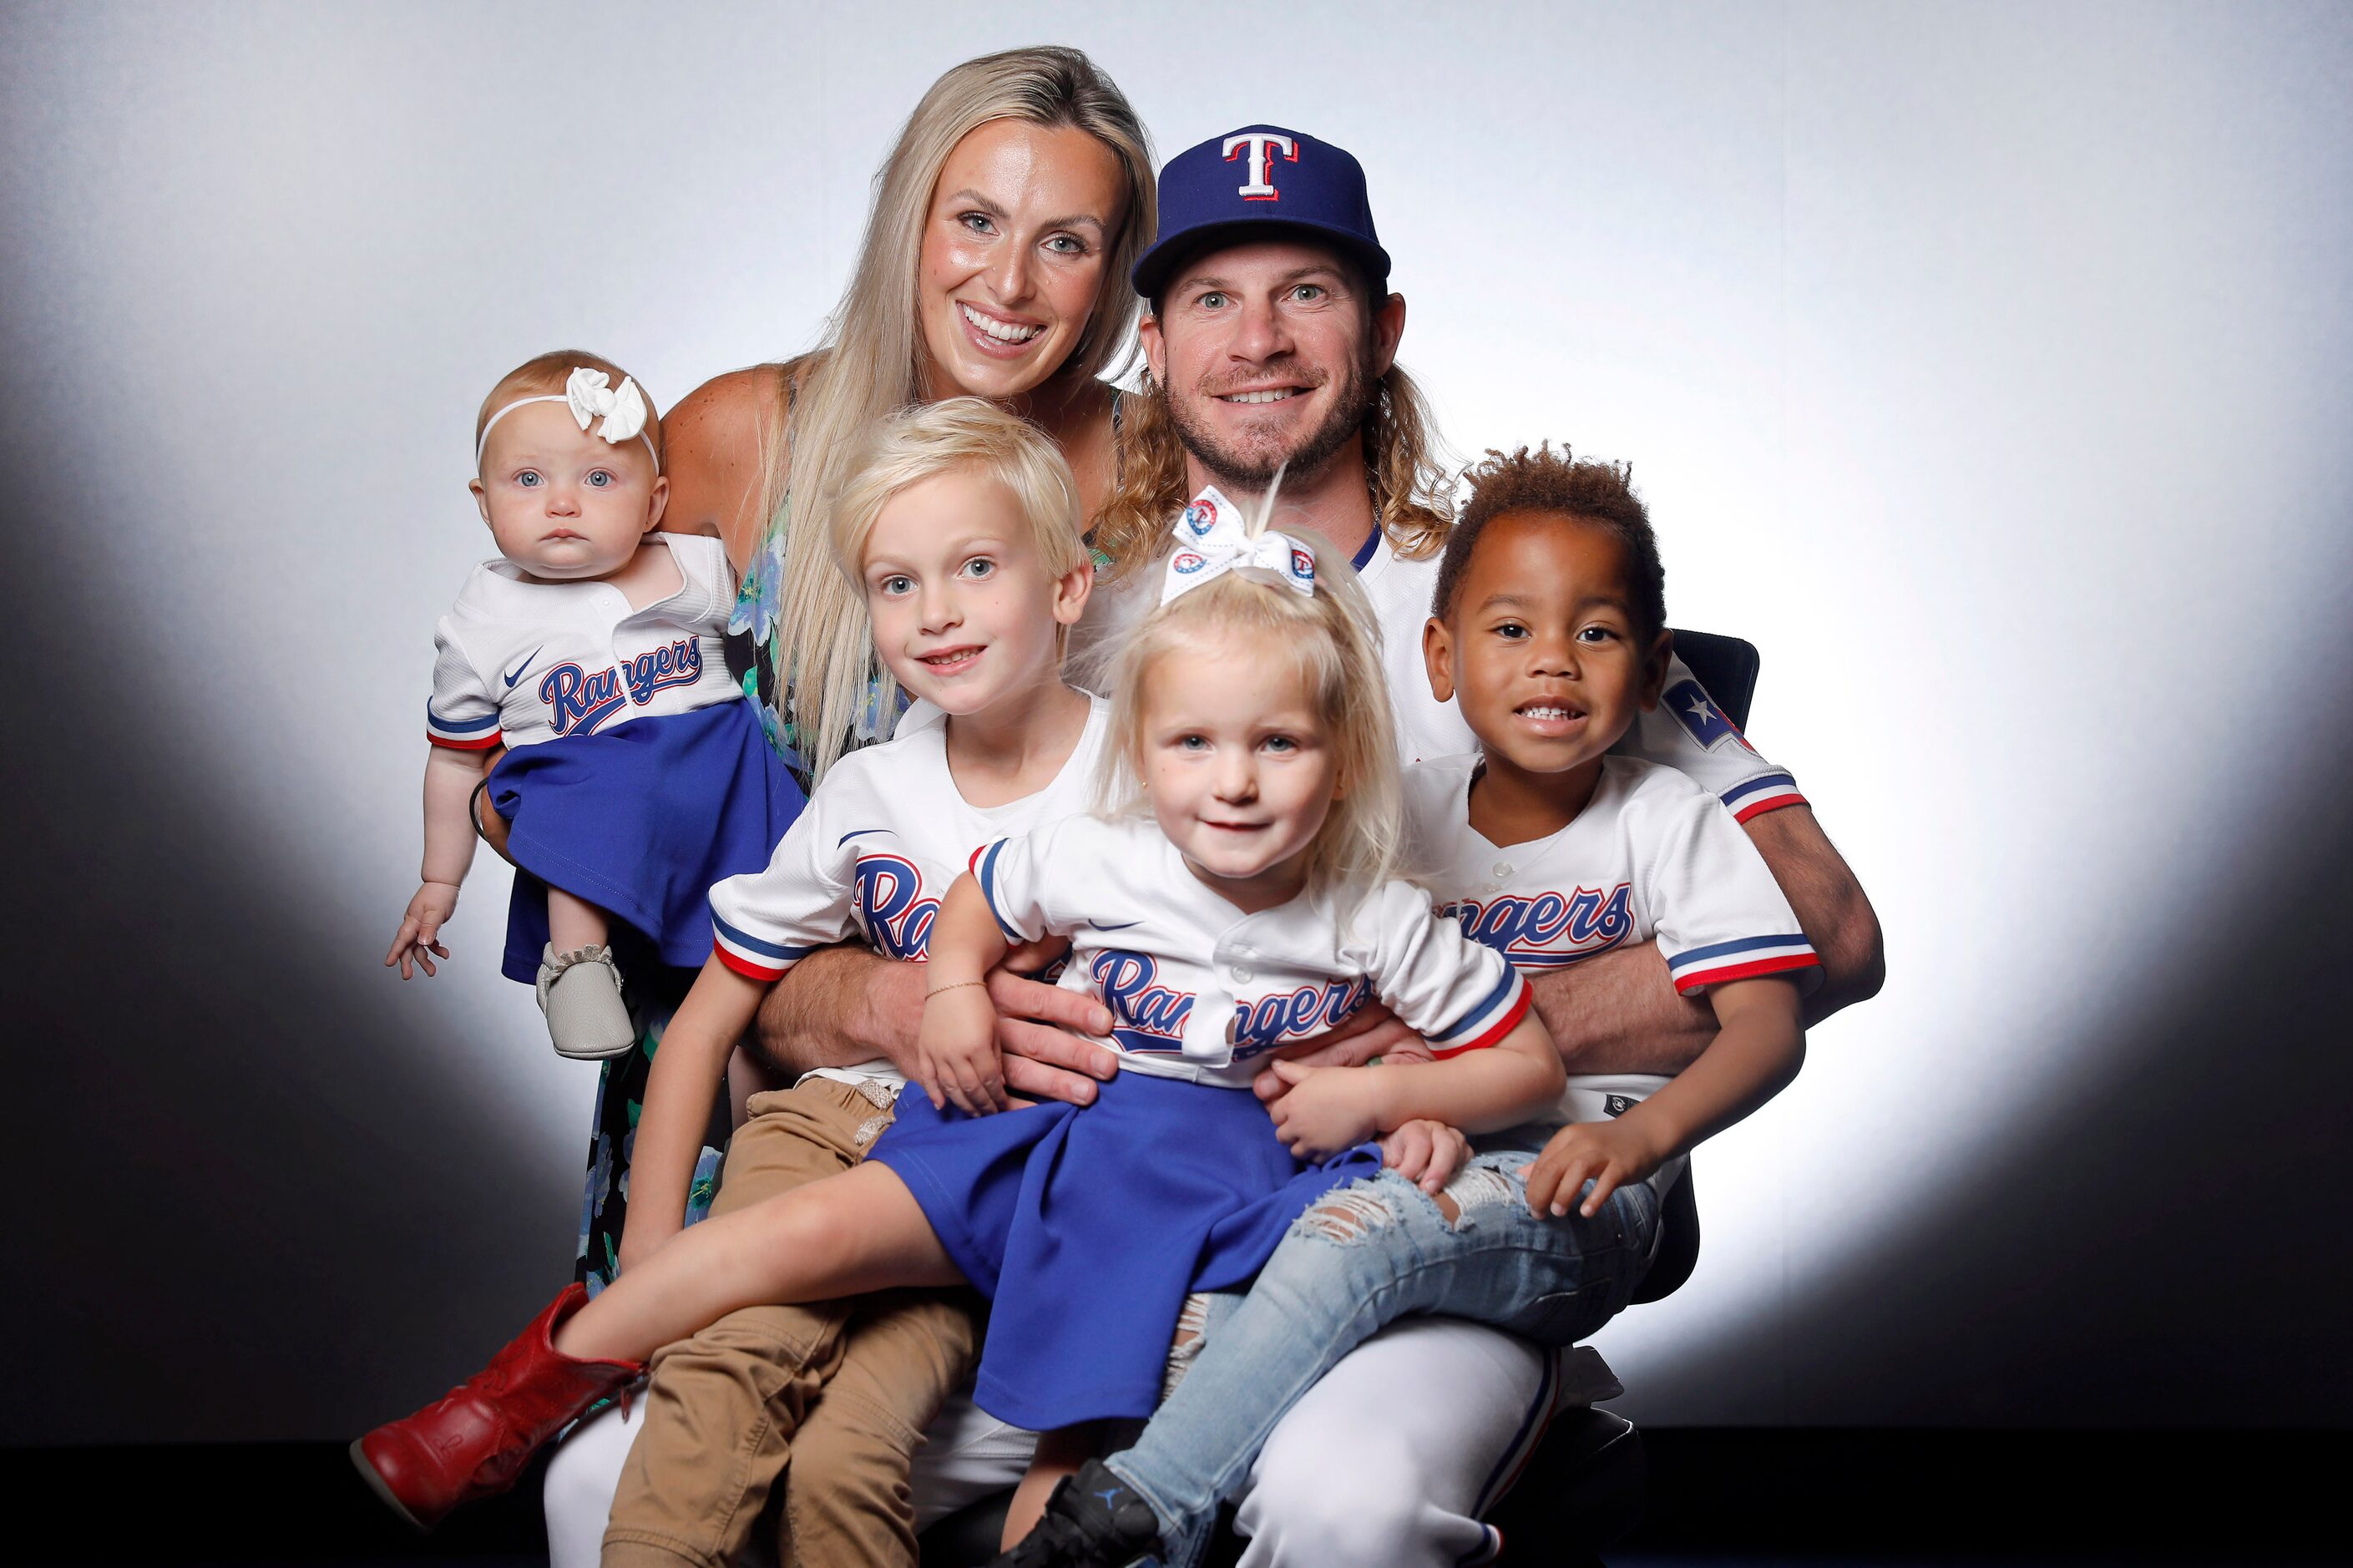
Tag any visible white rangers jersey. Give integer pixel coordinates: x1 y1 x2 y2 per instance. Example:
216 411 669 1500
1404 752 1818 1130
1629 656 1806 823
423 532 741 751
969 815 1531 1090
709 697 1112 1089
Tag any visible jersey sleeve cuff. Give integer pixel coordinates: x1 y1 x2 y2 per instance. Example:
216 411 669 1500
1721 771 1807 822
426 701 502 750
1667 934 1820 994
1426 970 1532 1057
711 914 812 984
969 840 1029 943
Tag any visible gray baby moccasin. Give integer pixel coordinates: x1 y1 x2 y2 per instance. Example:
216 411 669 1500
536 943 637 1060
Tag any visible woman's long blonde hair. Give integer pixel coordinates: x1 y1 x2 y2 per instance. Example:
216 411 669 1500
1091 360 1455 582
769 46 1155 778
1096 516 1407 906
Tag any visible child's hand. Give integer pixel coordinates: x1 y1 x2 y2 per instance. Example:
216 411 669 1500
385 882 461 979
1526 1117 1669 1219
1380 1119 1470 1195
916 981 1012 1115
1263 1060 1383 1161
1250 1003 1433 1105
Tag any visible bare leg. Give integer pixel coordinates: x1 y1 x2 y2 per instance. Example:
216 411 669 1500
1003 1423 1109 1548
547 886 611 951
553 1162 961 1363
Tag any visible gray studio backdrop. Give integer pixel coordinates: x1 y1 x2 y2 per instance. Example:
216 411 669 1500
3 1 2347 1444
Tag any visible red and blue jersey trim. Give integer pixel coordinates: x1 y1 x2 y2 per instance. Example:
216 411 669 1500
1666 933 1819 994
711 913 813 984
969 839 1030 943
425 700 502 751
1425 969 1532 1058
1721 770 1806 823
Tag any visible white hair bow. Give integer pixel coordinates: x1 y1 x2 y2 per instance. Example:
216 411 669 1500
565 368 649 446
1158 483 1317 605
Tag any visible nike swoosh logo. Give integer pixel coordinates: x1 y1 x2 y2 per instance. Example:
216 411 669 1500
1088 919 1141 931
503 646 544 689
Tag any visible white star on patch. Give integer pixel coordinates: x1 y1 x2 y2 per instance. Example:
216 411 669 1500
1684 694 1720 728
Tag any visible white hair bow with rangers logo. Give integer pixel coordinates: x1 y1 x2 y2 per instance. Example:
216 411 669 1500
1159 485 1318 605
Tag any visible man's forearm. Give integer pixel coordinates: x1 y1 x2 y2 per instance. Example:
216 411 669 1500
1526 942 1717 1075
751 944 916 1078
1739 805 1885 1026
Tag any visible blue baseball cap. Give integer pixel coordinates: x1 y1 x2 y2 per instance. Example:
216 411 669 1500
1131 124 1392 301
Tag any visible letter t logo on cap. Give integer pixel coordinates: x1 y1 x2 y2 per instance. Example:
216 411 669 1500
1223 132 1298 200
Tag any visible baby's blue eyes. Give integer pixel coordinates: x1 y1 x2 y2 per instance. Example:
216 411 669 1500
879 575 913 596
963 557 995 579
1263 735 1298 753
510 469 620 490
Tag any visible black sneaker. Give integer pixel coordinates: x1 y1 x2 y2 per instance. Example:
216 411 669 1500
992 1458 1168 1568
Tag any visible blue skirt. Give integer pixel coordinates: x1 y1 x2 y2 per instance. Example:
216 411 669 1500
871 1072 1383 1430
492 699 805 983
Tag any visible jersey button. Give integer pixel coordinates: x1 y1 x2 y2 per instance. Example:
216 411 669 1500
1231 964 1254 984
1491 861 1513 879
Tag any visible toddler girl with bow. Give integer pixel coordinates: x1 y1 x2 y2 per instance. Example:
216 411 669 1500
385 351 802 1058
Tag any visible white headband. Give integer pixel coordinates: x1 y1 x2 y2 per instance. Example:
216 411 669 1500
475 367 660 473
1159 482 1316 605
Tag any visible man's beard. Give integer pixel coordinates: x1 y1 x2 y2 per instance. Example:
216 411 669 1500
1165 353 1379 493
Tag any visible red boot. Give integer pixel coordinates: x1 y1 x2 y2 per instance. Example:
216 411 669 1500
350 1282 641 1530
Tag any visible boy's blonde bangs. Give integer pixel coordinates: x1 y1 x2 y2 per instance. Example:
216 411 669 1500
827 397 1088 585
1096 552 1408 901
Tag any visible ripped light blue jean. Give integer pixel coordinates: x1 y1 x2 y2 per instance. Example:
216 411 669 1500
1103 1148 1661 1568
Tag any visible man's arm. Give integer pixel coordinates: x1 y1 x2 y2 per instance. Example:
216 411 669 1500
1525 940 1716 1074
1740 804 1885 1024
1529 803 1885 1072
752 943 1121 1105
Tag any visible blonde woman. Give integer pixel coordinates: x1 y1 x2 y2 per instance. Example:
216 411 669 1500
490 47 1158 1568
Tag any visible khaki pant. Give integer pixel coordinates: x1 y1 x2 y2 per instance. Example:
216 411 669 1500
602 1080 982 1568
